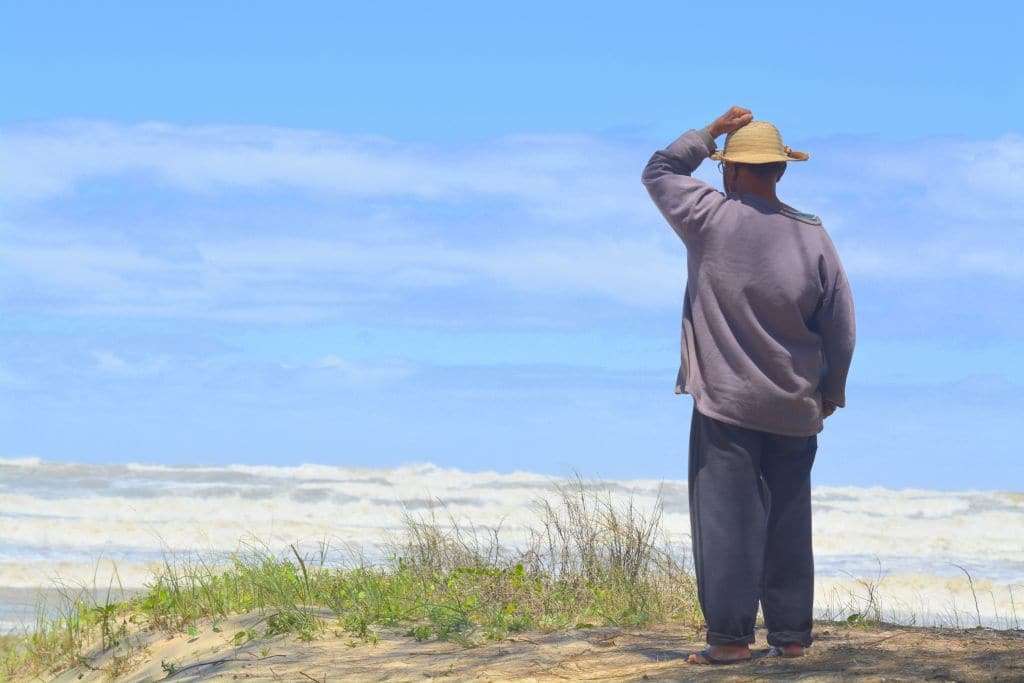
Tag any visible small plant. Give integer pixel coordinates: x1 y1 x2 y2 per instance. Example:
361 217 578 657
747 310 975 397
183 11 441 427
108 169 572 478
1 475 706 680
953 564 983 628
407 624 433 641
231 628 257 646
108 651 135 678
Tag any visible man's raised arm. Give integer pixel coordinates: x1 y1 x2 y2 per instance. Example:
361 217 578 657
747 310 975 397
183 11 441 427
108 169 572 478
641 106 752 245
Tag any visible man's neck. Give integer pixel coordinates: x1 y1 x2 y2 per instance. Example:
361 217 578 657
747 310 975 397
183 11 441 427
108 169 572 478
729 179 780 205
733 186 781 207
747 187 779 202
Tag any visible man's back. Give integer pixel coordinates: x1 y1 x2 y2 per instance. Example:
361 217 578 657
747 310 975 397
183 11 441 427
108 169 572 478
646 110 857 664
642 128 855 437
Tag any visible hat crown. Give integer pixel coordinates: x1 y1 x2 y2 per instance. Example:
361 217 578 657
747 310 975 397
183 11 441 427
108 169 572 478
712 120 809 163
725 121 787 156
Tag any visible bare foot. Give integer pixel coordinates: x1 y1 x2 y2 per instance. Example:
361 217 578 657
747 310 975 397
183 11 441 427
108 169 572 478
767 643 805 658
687 643 752 665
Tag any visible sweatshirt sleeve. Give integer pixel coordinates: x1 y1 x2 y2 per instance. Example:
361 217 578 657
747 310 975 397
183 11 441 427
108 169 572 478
814 262 856 407
641 127 727 245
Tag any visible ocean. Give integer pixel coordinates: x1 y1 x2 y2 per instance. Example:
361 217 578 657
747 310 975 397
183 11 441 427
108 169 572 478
2 457 1022 633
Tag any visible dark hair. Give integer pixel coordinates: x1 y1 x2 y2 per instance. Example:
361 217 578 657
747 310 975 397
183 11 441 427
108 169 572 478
738 161 786 180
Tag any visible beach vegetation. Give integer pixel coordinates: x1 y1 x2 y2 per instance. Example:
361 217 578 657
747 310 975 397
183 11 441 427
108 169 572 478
1 475 700 680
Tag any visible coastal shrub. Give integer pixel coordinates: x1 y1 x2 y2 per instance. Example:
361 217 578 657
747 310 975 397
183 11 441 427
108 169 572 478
0 475 701 679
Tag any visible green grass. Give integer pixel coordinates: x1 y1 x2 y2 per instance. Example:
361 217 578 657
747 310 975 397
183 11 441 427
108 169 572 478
0 475 702 681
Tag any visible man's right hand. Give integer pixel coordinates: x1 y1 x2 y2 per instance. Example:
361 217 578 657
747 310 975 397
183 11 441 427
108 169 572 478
707 106 753 138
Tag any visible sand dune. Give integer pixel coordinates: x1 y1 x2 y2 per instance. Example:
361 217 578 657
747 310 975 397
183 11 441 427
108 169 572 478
51 612 1024 682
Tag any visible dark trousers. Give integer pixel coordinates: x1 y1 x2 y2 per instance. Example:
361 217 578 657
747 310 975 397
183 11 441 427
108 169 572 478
688 406 817 647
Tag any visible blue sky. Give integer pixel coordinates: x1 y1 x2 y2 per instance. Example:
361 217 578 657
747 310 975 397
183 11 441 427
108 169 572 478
1 1 1022 489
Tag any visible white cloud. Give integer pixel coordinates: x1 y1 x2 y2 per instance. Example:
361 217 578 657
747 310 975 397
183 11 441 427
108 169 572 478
199 235 680 303
0 120 647 225
786 133 1024 232
0 363 26 388
311 355 415 384
841 242 1024 280
0 120 1021 324
4 121 1018 229
93 351 168 377
0 234 682 320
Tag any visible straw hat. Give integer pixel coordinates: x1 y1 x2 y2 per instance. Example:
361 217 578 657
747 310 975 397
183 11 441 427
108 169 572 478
710 121 809 164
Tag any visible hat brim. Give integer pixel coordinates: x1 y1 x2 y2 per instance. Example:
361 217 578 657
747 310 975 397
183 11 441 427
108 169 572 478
710 150 810 163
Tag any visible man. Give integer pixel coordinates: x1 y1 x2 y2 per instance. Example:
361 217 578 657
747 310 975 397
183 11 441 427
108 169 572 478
641 106 856 665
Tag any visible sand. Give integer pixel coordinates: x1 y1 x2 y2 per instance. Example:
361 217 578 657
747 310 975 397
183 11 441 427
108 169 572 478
47 614 1023 682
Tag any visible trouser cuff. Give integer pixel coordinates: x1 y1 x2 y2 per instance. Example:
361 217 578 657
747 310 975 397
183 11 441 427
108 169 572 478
706 630 755 646
767 630 813 647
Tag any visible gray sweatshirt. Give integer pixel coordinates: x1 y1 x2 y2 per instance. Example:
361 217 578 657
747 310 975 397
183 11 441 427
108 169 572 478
642 128 856 437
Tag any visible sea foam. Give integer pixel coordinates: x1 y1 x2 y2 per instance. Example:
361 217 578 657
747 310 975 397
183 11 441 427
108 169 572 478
2 457 1021 632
